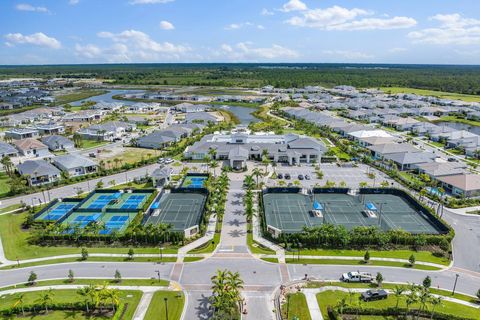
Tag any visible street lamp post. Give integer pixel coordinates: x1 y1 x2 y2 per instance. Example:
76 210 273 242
155 270 161 283
452 274 459 295
164 297 169 320
160 247 164 263
286 294 290 319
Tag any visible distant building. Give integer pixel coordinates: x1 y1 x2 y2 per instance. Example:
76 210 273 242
17 159 61 186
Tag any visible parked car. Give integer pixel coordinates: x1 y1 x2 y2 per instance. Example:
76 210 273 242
277 173 283 179
361 289 388 302
157 158 165 164
164 158 174 164
448 157 457 162
89 153 96 158
341 271 374 283
305 174 311 180
285 173 291 180
298 174 304 180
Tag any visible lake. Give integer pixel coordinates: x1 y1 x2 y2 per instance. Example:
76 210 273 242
70 90 260 124
436 121 480 135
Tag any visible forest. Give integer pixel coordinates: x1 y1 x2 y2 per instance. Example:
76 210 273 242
1 63 480 95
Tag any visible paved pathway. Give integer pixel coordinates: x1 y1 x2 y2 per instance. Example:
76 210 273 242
303 289 323 320
133 291 154 320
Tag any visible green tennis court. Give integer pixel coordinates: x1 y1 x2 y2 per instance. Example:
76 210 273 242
145 192 206 231
263 191 443 234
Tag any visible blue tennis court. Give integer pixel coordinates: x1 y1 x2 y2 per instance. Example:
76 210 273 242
87 193 122 210
181 175 207 188
99 214 133 234
120 195 146 210
71 213 101 227
36 201 80 221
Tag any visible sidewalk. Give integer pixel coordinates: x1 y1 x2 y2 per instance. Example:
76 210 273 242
177 214 217 262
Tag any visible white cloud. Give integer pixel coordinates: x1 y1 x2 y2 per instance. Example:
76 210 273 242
76 29 189 62
281 0 307 13
322 50 374 60
129 0 174 4
69 0 80 5
388 47 407 53
15 3 49 13
408 13 480 45
159 20 175 30
4 32 61 49
285 5 416 31
218 42 298 61
225 22 264 30
261 8 274 16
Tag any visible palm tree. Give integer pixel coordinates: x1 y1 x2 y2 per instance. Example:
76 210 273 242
336 297 348 316
13 293 26 316
1 156 14 177
77 285 96 313
393 285 406 311
405 285 418 318
37 289 54 313
243 175 255 190
106 288 120 312
429 296 443 320
252 168 263 188
210 160 219 177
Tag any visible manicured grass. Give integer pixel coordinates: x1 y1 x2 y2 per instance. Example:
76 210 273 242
247 223 275 255
328 146 351 161
316 290 480 319
281 292 311 320
0 172 11 198
0 289 142 320
0 211 178 261
0 256 178 270
0 278 169 292
79 139 109 150
0 204 22 214
380 87 480 103
144 291 185 320
0 310 107 319
109 180 153 190
100 147 159 166
285 258 441 270
55 90 107 105
261 257 278 263
183 257 204 262
295 249 450 266
188 233 220 254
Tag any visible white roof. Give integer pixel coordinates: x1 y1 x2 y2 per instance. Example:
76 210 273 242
348 129 393 139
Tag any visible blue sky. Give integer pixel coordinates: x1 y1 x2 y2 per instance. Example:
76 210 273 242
1 0 479 65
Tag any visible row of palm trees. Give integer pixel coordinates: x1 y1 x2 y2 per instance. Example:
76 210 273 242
12 284 119 317
210 269 244 320
336 282 444 320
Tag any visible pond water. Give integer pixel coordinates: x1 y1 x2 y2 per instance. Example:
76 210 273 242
70 89 144 106
70 90 260 124
436 121 480 135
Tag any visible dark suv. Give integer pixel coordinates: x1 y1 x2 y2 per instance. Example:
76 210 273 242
361 289 388 302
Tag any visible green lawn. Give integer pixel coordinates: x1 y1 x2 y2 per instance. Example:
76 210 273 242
1 310 108 320
247 223 275 255
0 211 178 261
79 140 109 150
144 291 185 320
379 87 480 103
285 258 441 270
0 172 11 198
295 249 450 266
316 290 480 319
0 204 22 214
0 278 169 292
261 257 278 263
188 232 220 254
0 289 142 320
281 292 311 320
328 146 351 161
55 90 107 105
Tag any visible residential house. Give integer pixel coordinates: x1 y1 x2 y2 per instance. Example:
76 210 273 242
414 162 467 179
382 152 437 171
30 123 65 135
0 142 18 158
185 112 218 124
77 121 135 141
41 135 75 152
4 128 40 140
13 138 50 158
368 143 420 159
17 159 60 186
52 154 97 177
437 174 480 197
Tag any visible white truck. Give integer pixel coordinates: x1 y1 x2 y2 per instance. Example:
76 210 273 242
341 271 374 283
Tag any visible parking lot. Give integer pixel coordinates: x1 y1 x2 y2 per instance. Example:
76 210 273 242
269 163 397 189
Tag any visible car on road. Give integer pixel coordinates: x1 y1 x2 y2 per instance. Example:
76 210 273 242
285 173 291 180
448 157 457 162
305 174 310 180
341 271 374 283
361 289 388 302
298 174 304 180
88 153 96 158
277 173 283 179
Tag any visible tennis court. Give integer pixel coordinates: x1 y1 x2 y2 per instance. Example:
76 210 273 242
110 192 151 210
145 192 206 231
62 211 102 228
181 175 208 188
80 192 122 210
36 201 80 221
98 211 138 234
263 191 443 234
